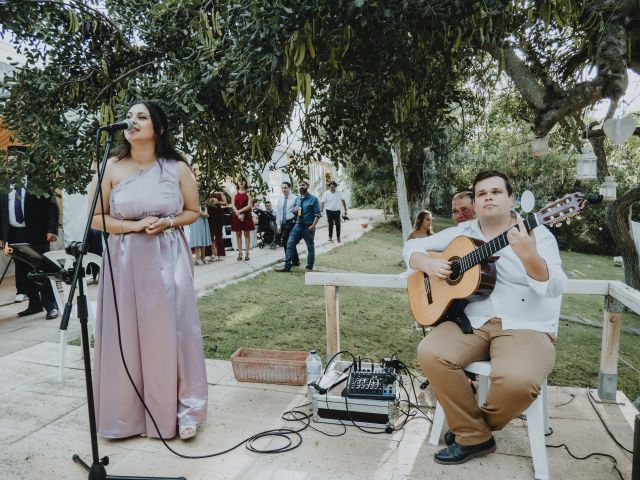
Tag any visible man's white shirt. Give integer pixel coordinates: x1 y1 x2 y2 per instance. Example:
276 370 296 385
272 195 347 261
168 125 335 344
402 215 567 334
322 190 343 211
276 194 298 225
8 187 26 228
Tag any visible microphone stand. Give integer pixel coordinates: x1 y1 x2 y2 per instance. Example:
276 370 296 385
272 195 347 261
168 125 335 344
56 129 185 480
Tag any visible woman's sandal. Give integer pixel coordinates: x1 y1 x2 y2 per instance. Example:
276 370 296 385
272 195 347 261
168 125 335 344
179 424 197 440
237 254 242 261
244 255 250 261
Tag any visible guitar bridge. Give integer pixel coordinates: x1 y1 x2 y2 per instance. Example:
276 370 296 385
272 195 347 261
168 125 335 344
423 275 433 304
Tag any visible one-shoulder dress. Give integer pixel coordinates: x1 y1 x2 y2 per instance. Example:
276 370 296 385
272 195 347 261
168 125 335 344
93 159 208 438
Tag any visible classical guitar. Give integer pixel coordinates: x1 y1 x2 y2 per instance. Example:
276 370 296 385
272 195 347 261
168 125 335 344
407 193 598 328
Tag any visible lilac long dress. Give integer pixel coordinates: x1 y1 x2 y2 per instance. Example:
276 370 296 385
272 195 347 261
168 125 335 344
93 159 208 439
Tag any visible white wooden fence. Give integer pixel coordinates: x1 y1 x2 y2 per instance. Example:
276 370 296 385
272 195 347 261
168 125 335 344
305 273 638 402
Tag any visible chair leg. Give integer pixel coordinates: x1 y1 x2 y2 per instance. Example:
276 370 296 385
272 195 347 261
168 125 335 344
542 380 550 435
429 401 446 446
525 396 550 480
478 374 489 405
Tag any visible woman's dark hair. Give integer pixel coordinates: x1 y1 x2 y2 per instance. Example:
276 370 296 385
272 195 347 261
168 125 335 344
235 176 250 189
472 170 513 196
113 100 188 165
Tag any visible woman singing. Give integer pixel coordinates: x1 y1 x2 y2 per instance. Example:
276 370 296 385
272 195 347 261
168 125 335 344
89 100 208 440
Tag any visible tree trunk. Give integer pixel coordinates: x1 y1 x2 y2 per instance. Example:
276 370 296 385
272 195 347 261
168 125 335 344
607 186 640 290
391 143 411 242
589 135 610 183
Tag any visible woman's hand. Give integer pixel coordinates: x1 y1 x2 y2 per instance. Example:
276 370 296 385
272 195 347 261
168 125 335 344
145 217 171 235
237 213 245 221
132 216 159 233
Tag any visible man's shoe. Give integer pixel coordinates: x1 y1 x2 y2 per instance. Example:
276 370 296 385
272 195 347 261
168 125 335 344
275 267 291 272
17 307 44 317
292 262 300 267
434 437 496 465
305 267 313 273
14 294 25 303
46 308 59 320
444 430 455 446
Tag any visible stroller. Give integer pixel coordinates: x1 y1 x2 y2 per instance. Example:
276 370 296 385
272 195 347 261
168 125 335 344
254 208 278 249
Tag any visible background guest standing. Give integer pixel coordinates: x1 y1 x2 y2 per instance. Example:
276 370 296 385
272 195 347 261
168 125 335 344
0 181 60 319
230 177 254 261
276 179 320 272
320 180 348 244
276 181 299 266
190 205 212 265
206 191 227 259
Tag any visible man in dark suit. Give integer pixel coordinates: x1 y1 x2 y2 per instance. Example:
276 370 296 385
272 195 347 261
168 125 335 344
0 185 60 319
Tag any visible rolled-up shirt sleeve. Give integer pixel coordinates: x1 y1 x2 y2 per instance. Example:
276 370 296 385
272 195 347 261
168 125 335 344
313 197 321 218
403 238 430 272
402 226 460 272
525 227 567 298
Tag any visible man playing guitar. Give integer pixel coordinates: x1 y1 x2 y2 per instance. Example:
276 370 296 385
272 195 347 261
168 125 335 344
404 170 567 465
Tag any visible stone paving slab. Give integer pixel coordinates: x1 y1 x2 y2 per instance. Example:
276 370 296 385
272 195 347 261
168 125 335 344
0 342 636 480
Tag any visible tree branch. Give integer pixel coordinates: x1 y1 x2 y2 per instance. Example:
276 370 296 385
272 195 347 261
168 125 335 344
484 44 546 111
9 0 134 50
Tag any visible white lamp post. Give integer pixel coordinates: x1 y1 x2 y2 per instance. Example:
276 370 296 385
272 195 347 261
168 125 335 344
599 176 617 202
575 143 598 180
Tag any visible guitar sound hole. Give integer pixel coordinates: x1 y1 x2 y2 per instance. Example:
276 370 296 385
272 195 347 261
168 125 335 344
447 258 463 285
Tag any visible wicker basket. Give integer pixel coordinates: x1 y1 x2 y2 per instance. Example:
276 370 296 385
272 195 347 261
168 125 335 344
230 348 308 385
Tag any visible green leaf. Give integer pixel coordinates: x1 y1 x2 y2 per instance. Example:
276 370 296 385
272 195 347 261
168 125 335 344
304 73 312 110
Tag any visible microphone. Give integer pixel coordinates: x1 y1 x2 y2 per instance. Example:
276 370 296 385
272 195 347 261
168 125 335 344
98 119 134 133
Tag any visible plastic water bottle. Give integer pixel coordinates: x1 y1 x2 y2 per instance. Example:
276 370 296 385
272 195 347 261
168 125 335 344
306 349 323 401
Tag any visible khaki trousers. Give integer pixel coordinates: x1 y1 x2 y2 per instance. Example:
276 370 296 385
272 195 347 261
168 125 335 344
418 318 556 445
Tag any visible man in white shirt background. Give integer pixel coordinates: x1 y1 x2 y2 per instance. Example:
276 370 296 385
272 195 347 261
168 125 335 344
403 170 566 466
320 180 348 244
276 181 299 267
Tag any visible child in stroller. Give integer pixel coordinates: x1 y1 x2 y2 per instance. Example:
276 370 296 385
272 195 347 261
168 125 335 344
254 202 278 249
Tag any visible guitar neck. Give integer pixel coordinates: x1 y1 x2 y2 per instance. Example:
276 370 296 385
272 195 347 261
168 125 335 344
459 214 538 272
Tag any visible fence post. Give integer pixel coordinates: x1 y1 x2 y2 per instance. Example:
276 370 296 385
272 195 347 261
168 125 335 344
633 414 639 480
324 285 340 361
597 295 623 402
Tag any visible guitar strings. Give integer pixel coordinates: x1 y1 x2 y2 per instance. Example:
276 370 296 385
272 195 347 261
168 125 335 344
457 214 537 273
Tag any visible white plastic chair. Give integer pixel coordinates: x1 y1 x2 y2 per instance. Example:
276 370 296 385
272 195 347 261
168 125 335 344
428 361 550 480
44 250 100 381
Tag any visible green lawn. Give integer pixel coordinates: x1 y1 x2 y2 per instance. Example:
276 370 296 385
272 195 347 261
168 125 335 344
199 219 640 401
